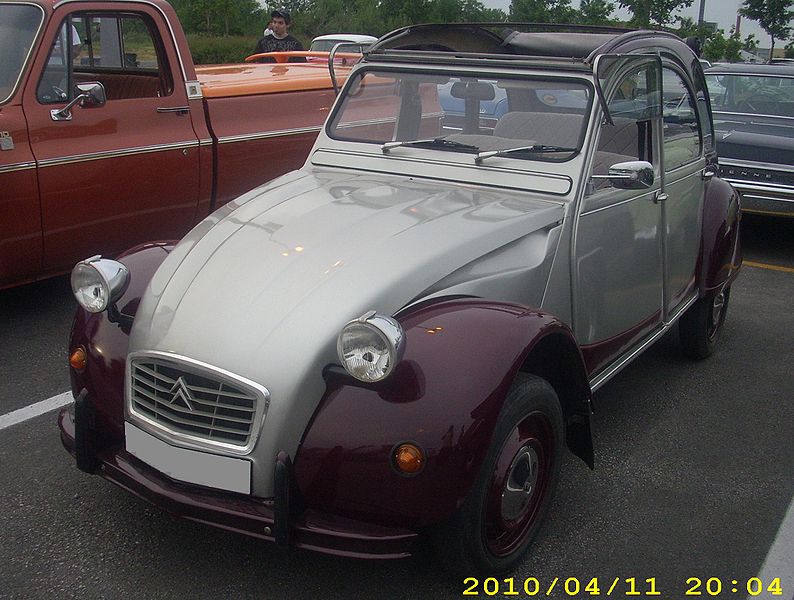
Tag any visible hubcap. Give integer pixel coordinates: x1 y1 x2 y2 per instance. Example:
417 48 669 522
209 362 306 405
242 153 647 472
501 446 539 521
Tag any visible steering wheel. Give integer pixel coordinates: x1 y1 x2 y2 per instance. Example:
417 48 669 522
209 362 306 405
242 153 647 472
737 93 776 113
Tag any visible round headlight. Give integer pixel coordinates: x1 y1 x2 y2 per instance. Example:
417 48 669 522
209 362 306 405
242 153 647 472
337 311 405 383
71 256 129 313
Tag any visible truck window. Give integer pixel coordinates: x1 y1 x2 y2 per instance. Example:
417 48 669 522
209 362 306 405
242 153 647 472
37 12 173 104
0 4 44 104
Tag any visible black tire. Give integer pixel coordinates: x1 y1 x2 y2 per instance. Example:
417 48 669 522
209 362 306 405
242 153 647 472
431 373 564 576
679 287 731 360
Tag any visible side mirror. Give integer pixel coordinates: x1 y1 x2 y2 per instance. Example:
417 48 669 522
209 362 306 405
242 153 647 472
50 81 106 121
591 160 655 190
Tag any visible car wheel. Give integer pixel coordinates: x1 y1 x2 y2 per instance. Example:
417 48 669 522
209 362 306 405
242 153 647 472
678 287 731 360
431 373 564 576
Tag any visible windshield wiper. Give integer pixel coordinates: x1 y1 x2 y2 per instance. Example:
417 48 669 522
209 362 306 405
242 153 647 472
381 138 479 154
474 145 578 164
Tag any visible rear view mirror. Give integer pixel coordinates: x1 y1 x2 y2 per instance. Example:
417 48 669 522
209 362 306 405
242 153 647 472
591 160 655 190
450 81 495 101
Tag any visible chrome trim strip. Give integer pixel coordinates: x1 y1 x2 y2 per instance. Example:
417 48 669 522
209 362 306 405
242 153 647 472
724 180 794 197
53 0 189 82
579 190 656 217
38 140 199 167
0 161 36 174
741 193 794 205
0 3 46 106
720 158 794 173
589 292 698 392
217 126 323 145
125 350 271 457
712 109 794 122
199 138 214 146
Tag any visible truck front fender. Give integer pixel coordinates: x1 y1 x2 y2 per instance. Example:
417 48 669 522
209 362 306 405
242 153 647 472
293 297 592 530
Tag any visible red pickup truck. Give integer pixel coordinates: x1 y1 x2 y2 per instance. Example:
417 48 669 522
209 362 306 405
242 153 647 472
1 0 345 290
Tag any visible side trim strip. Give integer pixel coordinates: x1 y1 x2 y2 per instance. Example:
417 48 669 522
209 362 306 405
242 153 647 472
217 126 323 145
0 161 36 174
37 140 200 168
589 292 698 392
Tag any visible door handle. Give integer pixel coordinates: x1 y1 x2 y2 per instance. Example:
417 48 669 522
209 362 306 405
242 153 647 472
701 168 716 180
156 106 190 115
654 192 668 204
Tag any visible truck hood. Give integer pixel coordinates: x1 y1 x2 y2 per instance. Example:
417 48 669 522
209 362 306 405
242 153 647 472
128 168 564 492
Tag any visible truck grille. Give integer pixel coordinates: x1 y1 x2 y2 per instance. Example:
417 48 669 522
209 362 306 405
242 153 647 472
129 357 262 447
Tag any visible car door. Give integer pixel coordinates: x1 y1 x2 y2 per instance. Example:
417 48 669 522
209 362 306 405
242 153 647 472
23 4 201 276
574 56 665 377
659 65 705 314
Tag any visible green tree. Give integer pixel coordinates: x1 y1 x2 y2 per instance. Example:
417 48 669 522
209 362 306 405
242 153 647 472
739 0 794 62
510 0 576 23
702 27 744 62
578 0 616 24
617 0 693 28
786 40 794 58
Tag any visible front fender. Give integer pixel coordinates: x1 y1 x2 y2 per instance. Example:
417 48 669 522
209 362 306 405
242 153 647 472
69 242 176 444
293 298 589 530
699 176 742 293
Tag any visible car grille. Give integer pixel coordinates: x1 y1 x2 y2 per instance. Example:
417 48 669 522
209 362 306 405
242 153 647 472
129 357 260 447
720 164 794 187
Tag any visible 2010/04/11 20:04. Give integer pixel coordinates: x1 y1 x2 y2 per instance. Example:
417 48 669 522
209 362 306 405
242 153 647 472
461 576 784 596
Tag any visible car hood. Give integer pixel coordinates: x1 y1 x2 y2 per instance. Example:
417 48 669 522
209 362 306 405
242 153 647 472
713 113 794 165
128 168 564 490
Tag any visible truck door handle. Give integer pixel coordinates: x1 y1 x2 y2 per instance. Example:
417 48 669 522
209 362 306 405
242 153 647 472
156 106 190 115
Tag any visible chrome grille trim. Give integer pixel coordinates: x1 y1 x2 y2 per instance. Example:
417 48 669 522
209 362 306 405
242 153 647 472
126 351 270 456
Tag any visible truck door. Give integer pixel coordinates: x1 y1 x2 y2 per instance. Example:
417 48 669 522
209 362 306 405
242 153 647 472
575 56 664 377
23 5 201 276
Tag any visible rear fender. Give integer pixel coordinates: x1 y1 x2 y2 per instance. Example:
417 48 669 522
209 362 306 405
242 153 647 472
69 242 176 444
293 297 592 529
699 176 742 294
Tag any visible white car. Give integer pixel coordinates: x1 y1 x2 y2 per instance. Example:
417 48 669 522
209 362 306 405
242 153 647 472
309 33 377 54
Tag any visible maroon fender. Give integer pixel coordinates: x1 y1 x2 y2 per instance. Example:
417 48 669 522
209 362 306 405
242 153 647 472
698 176 742 293
69 242 175 445
293 297 592 530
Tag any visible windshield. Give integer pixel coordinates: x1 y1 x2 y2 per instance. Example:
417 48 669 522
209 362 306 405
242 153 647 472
706 73 794 117
0 4 44 103
328 69 592 162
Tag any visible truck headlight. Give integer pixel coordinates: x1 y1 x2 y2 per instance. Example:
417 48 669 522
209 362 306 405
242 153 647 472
337 311 405 383
71 256 129 313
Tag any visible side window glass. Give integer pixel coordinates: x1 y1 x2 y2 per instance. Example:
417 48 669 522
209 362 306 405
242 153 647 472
662 68 701 171
37 18 83 103
588 66 656 193
38 12 171 105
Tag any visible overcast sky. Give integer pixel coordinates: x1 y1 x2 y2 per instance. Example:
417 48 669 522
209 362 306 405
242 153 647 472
482 0 782 45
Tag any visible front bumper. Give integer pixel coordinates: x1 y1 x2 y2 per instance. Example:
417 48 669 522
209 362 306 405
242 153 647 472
57 393 417 560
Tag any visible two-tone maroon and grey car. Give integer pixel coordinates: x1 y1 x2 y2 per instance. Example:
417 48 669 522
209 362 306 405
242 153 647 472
59 24 742 574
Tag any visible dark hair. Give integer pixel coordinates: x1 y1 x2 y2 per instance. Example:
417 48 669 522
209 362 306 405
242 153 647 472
271 8 291 24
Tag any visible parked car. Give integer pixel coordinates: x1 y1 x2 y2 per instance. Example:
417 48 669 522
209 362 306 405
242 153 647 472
0 0 345 290
705 63 794 217
309 33 377 54
60 24 741 575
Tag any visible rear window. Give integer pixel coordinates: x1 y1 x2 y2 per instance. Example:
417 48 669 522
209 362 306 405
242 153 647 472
706 73 794 117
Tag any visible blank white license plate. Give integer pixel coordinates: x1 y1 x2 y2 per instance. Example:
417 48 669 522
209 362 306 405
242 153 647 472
125 422 251 494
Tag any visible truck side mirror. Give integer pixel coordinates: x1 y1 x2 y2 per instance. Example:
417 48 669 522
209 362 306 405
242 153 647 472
50 82 107 121
590 160 655 190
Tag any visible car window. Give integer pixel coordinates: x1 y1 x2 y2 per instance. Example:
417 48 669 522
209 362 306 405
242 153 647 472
38 12 172 104
329 70 591 163
587 64 657 192
0 4 43 104
662 68 701 171
706 73 794 117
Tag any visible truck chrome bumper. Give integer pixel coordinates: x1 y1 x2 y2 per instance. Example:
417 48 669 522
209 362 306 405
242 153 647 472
58 394 417 560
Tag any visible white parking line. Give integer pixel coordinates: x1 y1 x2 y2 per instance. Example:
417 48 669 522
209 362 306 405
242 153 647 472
749 493 794 600
0 391 72 431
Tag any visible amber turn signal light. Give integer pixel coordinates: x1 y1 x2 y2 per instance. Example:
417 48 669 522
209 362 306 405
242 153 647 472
393 443 425 475
69 346 87 371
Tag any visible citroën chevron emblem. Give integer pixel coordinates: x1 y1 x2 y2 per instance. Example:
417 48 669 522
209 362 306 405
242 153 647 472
168 376 195 411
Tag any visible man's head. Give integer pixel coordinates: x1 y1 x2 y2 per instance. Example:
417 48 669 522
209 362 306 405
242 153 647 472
270 8 290 37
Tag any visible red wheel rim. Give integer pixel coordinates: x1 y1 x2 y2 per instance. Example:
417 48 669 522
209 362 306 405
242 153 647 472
483 410 555 557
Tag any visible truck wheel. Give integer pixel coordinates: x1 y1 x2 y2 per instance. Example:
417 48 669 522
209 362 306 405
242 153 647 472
678 287 731 360
431 373 563 575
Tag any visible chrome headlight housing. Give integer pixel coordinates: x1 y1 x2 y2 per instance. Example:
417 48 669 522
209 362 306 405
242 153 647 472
71 256 129 313
337 311 405 383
